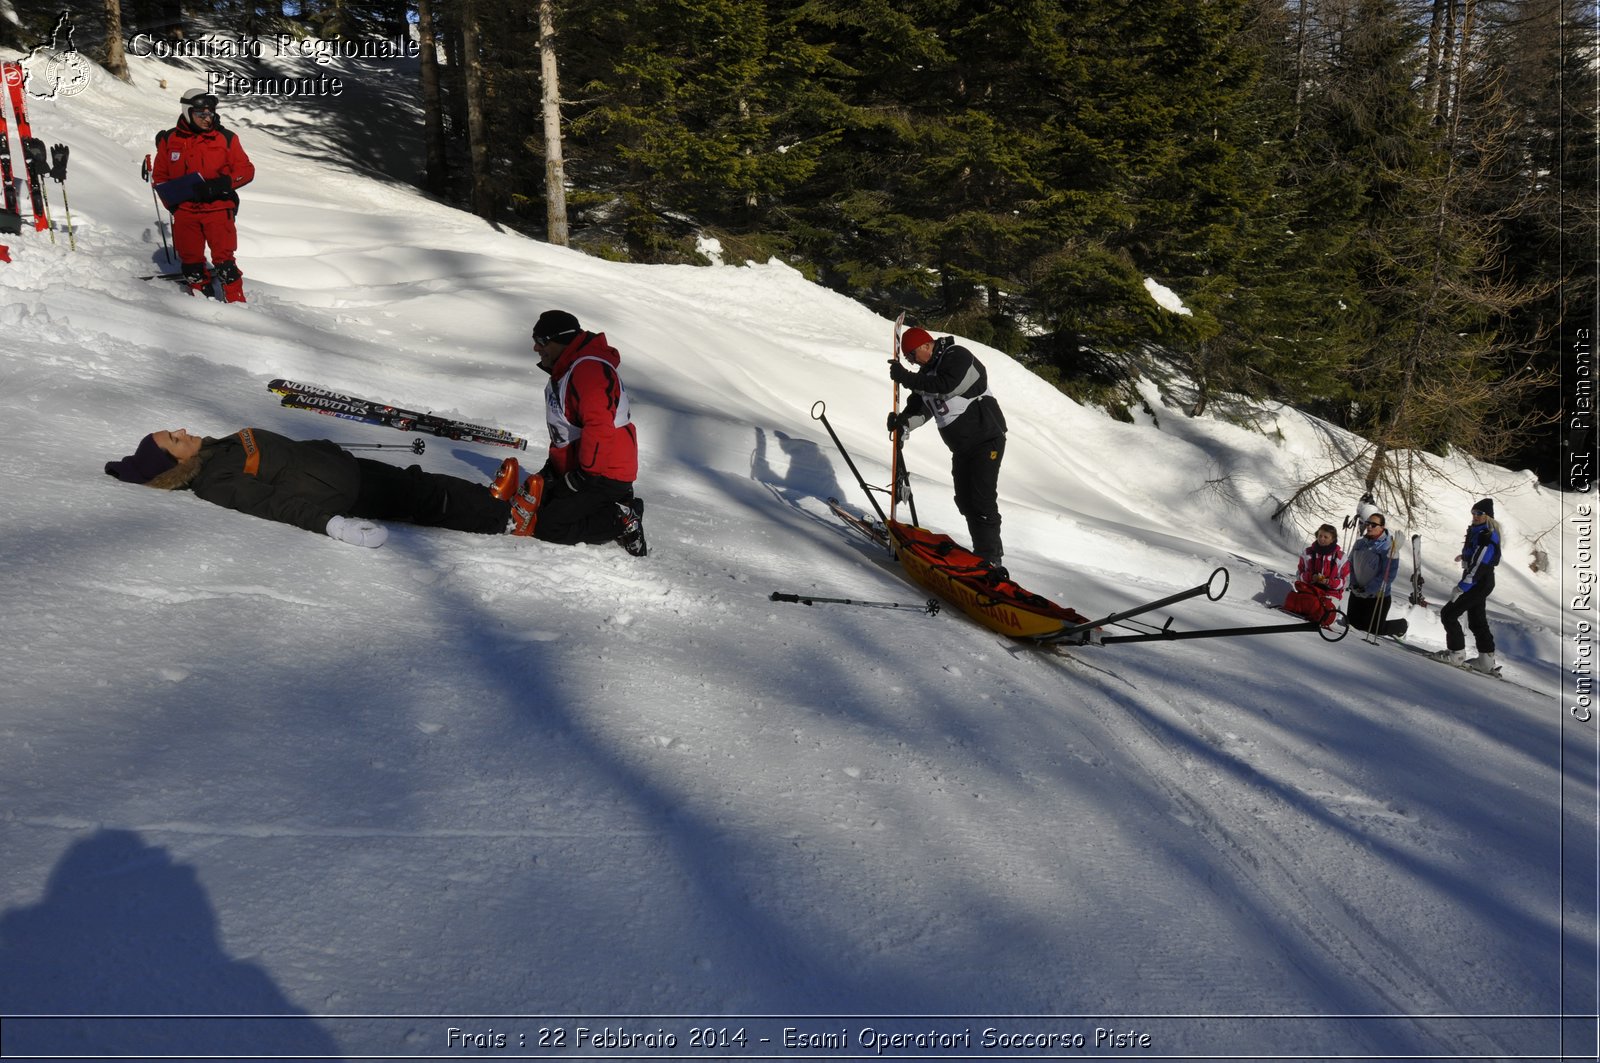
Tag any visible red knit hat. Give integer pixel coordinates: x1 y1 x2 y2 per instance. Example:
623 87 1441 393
900 326 933 356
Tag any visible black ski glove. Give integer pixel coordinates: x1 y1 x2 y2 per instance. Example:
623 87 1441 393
887 411 904 434
194 177 232 202
22 138 48 174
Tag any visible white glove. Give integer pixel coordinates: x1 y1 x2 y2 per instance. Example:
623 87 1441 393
1448 587 1464 604
326 515 388 548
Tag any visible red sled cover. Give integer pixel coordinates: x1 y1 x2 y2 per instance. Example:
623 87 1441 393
887 520 1094 639
1284 588 1337 627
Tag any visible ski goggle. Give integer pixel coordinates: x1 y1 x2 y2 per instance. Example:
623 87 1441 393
185 94 220 113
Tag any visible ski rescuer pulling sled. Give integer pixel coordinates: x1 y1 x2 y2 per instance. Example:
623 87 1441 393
887 326 1008 575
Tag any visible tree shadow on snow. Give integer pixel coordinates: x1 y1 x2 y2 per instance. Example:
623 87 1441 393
0 829 345 1061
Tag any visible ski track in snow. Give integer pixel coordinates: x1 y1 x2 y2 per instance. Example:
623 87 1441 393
0 47 1588 1062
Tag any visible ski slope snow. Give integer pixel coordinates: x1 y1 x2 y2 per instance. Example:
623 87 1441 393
0 46 1593 1062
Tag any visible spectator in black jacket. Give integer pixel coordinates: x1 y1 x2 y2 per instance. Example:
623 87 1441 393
105 427 509 547
888 327 1009 572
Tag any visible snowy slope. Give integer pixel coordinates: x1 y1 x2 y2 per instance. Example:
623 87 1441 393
0 50 1593 1061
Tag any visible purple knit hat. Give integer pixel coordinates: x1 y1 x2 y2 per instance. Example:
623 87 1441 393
105 434 178 484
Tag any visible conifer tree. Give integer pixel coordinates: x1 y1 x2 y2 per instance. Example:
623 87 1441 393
1275 0 1550 519
567 0 826 260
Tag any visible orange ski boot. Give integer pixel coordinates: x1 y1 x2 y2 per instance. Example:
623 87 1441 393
489 457 521 501
506 473 545 536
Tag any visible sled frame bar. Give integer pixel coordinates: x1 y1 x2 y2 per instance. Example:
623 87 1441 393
1040 567 1346 647
1098 619 1342 644
811 400 889 526
1041 567 1230 643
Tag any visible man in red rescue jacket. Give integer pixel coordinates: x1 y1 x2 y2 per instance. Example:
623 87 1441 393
151 89 255 302
498 310 647 555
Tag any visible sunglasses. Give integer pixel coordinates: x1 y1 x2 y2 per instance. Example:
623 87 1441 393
1364 520 1384 528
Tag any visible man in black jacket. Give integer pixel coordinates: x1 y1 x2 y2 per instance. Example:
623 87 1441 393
105 427 509 547
888 327 1009 571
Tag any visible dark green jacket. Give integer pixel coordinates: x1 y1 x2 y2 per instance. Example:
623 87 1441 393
191 428 359 533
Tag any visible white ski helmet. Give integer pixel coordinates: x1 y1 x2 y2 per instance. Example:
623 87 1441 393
180 87 219 124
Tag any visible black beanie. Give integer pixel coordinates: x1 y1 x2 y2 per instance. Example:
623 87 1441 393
532 310 581 345
1473 498 1494 517
105 434 178 484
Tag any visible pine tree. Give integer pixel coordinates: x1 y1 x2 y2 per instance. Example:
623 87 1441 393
565 0 828 260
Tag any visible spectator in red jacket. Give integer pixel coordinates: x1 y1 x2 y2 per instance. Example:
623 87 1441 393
499 310 647 555
1283 523 1344 626
151 89 255 302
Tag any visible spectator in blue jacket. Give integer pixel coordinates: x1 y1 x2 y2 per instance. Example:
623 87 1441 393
1434 498 1502 672
1343 511 1405 637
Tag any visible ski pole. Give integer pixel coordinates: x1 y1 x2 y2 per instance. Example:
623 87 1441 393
48 143 72 250
1363 587 1388 644
335 439 427 454
142 154 171 263
894 431 918 526
770 591 940 615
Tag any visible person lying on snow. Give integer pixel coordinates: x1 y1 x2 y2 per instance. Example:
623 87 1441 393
1283 522 1344 626
105 427 510 548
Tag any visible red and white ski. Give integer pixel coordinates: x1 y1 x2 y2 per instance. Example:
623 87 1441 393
0 63 19 228
2 62 48 232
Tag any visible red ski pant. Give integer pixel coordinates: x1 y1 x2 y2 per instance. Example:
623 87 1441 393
173 208 239 268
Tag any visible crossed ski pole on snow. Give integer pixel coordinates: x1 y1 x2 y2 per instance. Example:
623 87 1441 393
770 591 940 616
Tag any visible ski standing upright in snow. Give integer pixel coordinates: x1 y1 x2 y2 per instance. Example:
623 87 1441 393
0 65 18 234
1408 533 1427 607
3 62 49 233
888 311 911 525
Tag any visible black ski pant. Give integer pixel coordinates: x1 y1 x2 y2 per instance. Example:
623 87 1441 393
351 459 510 534
1440 570 1495 654
1346 593 1407 638
951 435 1005 564
535 473 633 546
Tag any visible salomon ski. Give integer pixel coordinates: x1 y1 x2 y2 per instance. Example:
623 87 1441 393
268 379 528 450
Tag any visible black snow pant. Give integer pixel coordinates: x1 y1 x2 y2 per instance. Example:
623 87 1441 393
1440 570 1495 654
951 435 1005 565
351 459 510 534
1346 593 1407 638
534 473 634 546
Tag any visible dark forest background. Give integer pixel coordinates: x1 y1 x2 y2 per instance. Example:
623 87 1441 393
5 0 1593 493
